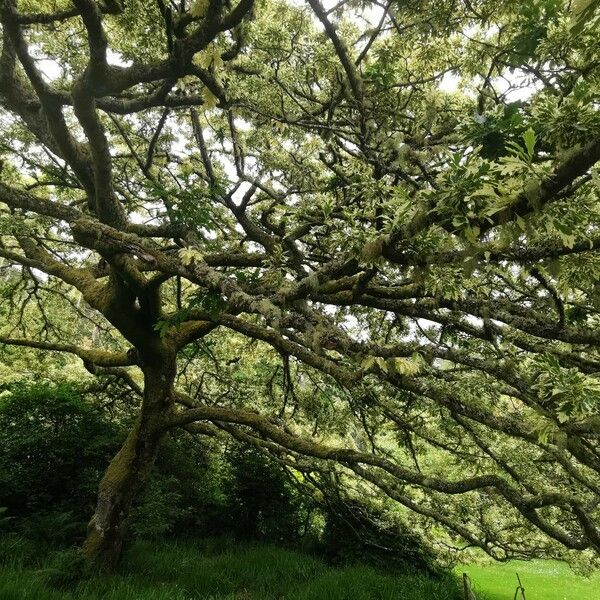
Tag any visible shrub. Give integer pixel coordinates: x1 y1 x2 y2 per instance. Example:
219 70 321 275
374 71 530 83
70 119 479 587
0 382 121 544
222 443 313 542
19 511 87 546
129 474 190 539
320 490 436 573
129 431 229 539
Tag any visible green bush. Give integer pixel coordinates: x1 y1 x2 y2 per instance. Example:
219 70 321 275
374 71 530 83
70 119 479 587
128 430 229 539
0 382 121 543
320 489 436 573
0 381 438 575
222 443 313 542
18 511 87 546
129 474 190 539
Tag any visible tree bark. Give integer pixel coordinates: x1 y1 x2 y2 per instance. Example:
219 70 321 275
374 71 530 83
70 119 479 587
82 353 176 568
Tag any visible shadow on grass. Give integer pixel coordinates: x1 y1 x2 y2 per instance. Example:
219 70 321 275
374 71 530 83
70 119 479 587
0 535 463 600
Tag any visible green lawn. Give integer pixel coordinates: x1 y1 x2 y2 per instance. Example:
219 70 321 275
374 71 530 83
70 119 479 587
459 559 600 600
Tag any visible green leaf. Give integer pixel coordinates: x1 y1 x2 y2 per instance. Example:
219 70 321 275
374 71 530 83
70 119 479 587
516 215 527 231
179 247 204 266
153 320 171 339
202 88 219 110
191 290 227 320
361 356 376 371
522 128 536 160
392 355 423 376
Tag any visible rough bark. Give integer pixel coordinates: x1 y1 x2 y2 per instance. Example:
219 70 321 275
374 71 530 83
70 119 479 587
82 353 176 568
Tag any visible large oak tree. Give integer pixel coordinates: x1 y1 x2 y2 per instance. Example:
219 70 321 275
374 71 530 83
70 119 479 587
1 0 600 568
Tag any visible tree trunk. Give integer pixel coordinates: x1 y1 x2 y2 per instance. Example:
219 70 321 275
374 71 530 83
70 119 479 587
82 356 175 568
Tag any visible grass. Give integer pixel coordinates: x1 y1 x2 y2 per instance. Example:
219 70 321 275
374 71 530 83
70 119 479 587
3 535 599 600
0 535 462 600
459 559 600 600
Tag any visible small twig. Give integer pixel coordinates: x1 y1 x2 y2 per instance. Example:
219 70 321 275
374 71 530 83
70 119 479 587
513 572 526 600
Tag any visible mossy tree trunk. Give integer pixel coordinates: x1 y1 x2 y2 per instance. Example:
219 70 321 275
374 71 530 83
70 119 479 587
82 350 177 568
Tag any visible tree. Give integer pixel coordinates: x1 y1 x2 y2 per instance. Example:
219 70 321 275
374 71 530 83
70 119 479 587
1 0 600 568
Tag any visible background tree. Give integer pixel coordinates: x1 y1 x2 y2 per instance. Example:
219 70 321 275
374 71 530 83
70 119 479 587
0 382 121 541
1 0 600 569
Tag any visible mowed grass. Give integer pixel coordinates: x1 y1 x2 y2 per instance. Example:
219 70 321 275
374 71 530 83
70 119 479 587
459 559 600 600
0 535 462 600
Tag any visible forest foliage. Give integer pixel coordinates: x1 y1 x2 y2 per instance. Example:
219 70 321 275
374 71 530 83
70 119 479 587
0 0 599 570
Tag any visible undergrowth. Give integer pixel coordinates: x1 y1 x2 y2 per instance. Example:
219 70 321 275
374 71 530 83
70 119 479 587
0 535 462 600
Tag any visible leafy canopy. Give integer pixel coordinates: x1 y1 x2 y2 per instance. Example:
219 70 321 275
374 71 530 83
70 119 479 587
1 0 600 565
